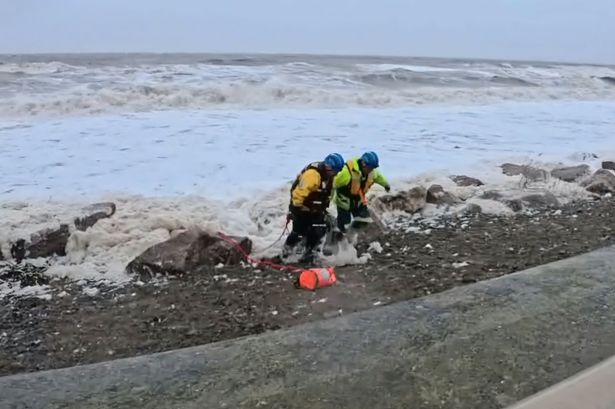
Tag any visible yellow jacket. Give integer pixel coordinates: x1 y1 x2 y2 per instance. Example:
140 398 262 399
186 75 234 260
290 163 333 211
333 158 389 210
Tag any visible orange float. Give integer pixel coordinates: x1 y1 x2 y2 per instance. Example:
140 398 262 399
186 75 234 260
296 267 337 290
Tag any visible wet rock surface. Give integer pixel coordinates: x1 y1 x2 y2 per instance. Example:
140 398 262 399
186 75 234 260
74 202 116 231
450 175 484 187
602 161 615 171
550 164 590 182
520 192 560 209
501 163 548 181
25 224 71 260
426 184 460 206
5 202 116 263
126 230 252 280
584 169 615 195
374 186 427 214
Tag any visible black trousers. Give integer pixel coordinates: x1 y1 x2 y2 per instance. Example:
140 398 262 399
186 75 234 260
285 208 328 253
337 201 370 232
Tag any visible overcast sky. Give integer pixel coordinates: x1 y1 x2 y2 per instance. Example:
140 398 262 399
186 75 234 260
2 0 613 64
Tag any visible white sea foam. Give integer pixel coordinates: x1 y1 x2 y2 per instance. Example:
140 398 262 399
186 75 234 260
0 151 608 289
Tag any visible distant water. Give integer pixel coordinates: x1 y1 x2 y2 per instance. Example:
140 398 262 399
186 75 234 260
1 53 614 118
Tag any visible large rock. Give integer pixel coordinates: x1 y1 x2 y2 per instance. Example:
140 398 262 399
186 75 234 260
374 186 427 214
584 169 615 195
521 192 560 209
602 161 615 172
26 224 71 259
480 190 559 211
10 225 71 262
74 202 116 231
550 165 590 182
126 230 252 279
5 203 116 263
426 184 461 206
450 175 484 187
501 163 548 182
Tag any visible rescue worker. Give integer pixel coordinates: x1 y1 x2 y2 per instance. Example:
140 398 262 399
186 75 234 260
283 153 346 262
333 151 390 233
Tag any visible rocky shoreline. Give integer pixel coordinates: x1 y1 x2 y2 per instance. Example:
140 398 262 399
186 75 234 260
1 195 614 376
1 161 615 376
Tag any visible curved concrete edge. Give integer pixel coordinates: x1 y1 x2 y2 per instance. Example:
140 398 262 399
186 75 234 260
2 246 615 409
506 355 615 409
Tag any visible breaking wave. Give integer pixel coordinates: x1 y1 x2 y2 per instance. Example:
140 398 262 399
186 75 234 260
1 55 615 117
2 81 615 118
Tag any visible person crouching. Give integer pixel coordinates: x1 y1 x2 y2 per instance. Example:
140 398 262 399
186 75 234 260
283 153 345 263
333 151 390 234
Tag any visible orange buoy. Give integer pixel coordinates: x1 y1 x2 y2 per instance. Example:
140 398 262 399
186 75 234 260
297 267 337 291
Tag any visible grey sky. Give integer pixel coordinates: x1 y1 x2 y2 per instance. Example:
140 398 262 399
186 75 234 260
2 0 614 64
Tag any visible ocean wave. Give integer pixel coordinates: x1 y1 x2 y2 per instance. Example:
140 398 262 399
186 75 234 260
1 57 615 117
2 81 615 117
489 76 536 86
357 68 537 88
357 68 450 87
0 61 80 75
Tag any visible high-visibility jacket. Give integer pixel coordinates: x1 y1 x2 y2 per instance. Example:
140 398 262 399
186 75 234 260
290 161 333 212
333 158 389 210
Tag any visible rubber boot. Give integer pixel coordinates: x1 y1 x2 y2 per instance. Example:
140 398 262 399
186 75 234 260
299 251 316 264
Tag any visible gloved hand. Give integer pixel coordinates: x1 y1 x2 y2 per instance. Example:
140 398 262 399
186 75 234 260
384 185 391 193
286 212 295 222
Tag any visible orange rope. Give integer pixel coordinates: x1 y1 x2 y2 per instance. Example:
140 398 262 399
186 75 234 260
216 231 303 273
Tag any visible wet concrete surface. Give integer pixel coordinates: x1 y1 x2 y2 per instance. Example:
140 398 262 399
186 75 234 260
2 245 615 409
507 355 615 409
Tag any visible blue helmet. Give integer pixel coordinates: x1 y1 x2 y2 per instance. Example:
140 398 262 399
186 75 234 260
323 153 345 172
361 151 379 168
